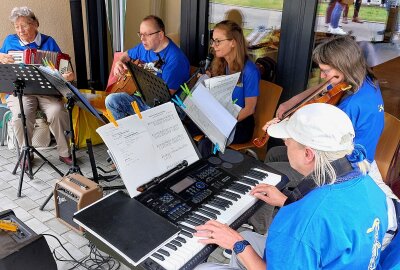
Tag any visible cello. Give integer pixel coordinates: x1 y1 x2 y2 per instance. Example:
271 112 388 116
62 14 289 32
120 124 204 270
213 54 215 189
253 76 352 148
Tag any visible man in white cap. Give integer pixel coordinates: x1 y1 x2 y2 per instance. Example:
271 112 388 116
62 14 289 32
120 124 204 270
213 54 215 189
193 103 396 269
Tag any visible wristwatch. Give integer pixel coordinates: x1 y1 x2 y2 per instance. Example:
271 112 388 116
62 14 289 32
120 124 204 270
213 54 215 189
233 240 251 255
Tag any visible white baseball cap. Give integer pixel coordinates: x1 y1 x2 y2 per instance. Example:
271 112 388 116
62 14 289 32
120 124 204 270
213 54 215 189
267 103 355 151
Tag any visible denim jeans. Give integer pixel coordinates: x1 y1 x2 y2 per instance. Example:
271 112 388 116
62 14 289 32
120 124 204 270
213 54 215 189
331 2 345 28
105 92 150 120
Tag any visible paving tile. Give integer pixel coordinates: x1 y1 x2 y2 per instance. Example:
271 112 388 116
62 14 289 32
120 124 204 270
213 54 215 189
1 196 18 209
0 169 18 181
1 186 20 200
26 178 52 191
24 217 50 234
45 217 72 235
14 196 39 211
29 207 56 222
23 186 46 201
61 230 89 249
55 242 87 260
11 206 33 222
0 179 12 190
43 229 68 249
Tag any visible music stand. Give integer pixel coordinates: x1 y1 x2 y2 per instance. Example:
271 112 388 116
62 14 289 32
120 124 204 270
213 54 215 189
0 64 64 198
126 62 171 107
37 66 106 209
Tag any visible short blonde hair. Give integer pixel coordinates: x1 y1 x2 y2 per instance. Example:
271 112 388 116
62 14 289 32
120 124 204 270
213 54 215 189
9 7 39 27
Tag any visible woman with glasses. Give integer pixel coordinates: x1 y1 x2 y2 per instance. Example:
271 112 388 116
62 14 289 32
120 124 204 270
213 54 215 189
209 20 260 144
106 15 190 120
0 6 74 166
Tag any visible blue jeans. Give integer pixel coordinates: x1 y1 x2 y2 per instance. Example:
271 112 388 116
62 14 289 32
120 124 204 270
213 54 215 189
105 92 150 120
331 2 345 28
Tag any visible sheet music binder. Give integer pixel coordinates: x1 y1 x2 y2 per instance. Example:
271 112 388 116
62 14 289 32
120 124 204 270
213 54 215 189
73 190 180 266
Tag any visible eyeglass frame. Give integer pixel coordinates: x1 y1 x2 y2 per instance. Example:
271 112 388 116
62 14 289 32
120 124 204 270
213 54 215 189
137 30 161 39
209 38 232 47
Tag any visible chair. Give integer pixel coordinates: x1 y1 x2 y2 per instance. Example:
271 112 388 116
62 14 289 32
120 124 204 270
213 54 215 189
228 80 283 161
375 112 400 185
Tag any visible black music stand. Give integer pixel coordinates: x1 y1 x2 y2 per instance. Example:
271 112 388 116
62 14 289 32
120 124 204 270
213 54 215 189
0 64 64 198
37 66 106 209
126 62 171 107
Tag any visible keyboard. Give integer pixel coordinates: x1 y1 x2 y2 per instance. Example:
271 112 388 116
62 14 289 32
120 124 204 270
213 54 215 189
138 152 287 270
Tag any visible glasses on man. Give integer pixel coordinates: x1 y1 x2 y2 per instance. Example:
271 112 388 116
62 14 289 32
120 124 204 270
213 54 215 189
209 38 232 47
137 30 161 39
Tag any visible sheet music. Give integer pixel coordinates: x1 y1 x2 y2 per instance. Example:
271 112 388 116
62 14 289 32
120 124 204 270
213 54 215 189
183 83 237 153
96 102 199 197
8 51 23 63
204 72 242 118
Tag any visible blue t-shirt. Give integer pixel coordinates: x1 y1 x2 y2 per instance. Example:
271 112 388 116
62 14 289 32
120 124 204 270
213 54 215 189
337 77 384 161
378 225 400 269
230 59 260 108
0 33 61 53
127 38 190 95
266 175 388 269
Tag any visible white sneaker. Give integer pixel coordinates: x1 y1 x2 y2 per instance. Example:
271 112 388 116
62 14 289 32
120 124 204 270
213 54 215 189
330 27 347 35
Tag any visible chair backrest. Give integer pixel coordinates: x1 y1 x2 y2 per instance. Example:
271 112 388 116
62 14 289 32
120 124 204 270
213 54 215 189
375 112 400 184
252 80 283 160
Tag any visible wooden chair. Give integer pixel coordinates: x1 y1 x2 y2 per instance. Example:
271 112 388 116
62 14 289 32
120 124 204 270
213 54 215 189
375 112 400 184
228 80 283 161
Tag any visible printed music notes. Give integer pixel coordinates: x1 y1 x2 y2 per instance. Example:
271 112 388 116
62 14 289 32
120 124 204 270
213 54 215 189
96 102 199 197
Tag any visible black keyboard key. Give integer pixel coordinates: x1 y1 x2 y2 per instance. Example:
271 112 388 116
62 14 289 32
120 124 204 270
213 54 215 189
201 206 221 215
152 253 165 261
215 197 233 206
171 240 182 247
188 216 206 225
179 224 196 233
165 243 177 251
158 249 170 257
208 201 226 211
197 209 218 219
176 236 186 243
180 230 193 238
222 191 241 199
183 219 201 227
219 192 238 201
238 178 259 186
191 214 210 222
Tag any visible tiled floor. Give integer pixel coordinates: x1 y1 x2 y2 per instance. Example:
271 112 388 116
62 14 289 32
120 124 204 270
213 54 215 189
0 142 228 269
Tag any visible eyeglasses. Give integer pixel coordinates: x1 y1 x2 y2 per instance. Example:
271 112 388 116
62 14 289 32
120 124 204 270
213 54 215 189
137 30 161 39
320 68 333 76
14 24 31 31
209 38 232 47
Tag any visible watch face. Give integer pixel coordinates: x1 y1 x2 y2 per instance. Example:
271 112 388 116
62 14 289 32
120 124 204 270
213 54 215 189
234 241 245 252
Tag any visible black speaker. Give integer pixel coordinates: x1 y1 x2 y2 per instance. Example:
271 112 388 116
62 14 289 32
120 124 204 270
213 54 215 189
0 210 57 270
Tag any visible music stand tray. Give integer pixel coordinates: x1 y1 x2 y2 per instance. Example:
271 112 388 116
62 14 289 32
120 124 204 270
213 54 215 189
126 62 171 107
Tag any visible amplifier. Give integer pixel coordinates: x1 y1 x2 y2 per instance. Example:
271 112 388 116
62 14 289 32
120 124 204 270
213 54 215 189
54 174 103 232
0 209 56 270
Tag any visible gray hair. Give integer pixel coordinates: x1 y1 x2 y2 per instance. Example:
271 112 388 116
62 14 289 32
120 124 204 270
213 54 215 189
295 141 370 186
313 147 370 186
9 7 39 26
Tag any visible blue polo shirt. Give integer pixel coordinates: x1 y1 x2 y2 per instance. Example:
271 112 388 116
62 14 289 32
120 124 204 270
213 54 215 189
127 38 190 95
337 77 384 162
266 174 388 269
0 33 61 53
230 59 260 108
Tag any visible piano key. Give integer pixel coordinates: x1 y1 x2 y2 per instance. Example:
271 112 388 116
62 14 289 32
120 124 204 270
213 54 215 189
197 209 218 219
179 224 197 234
182 219 201 227
237 178 259 186
166 243 178 251
180 229 193 238
200 206 221 215
190 213 210 222
158 249 170 257
176 236 186 243
171 240 182 247
219 192 239 201
221 190 241 200
188 216 206 225
214 197 233 206
207 201 226 211
152 253 165 261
